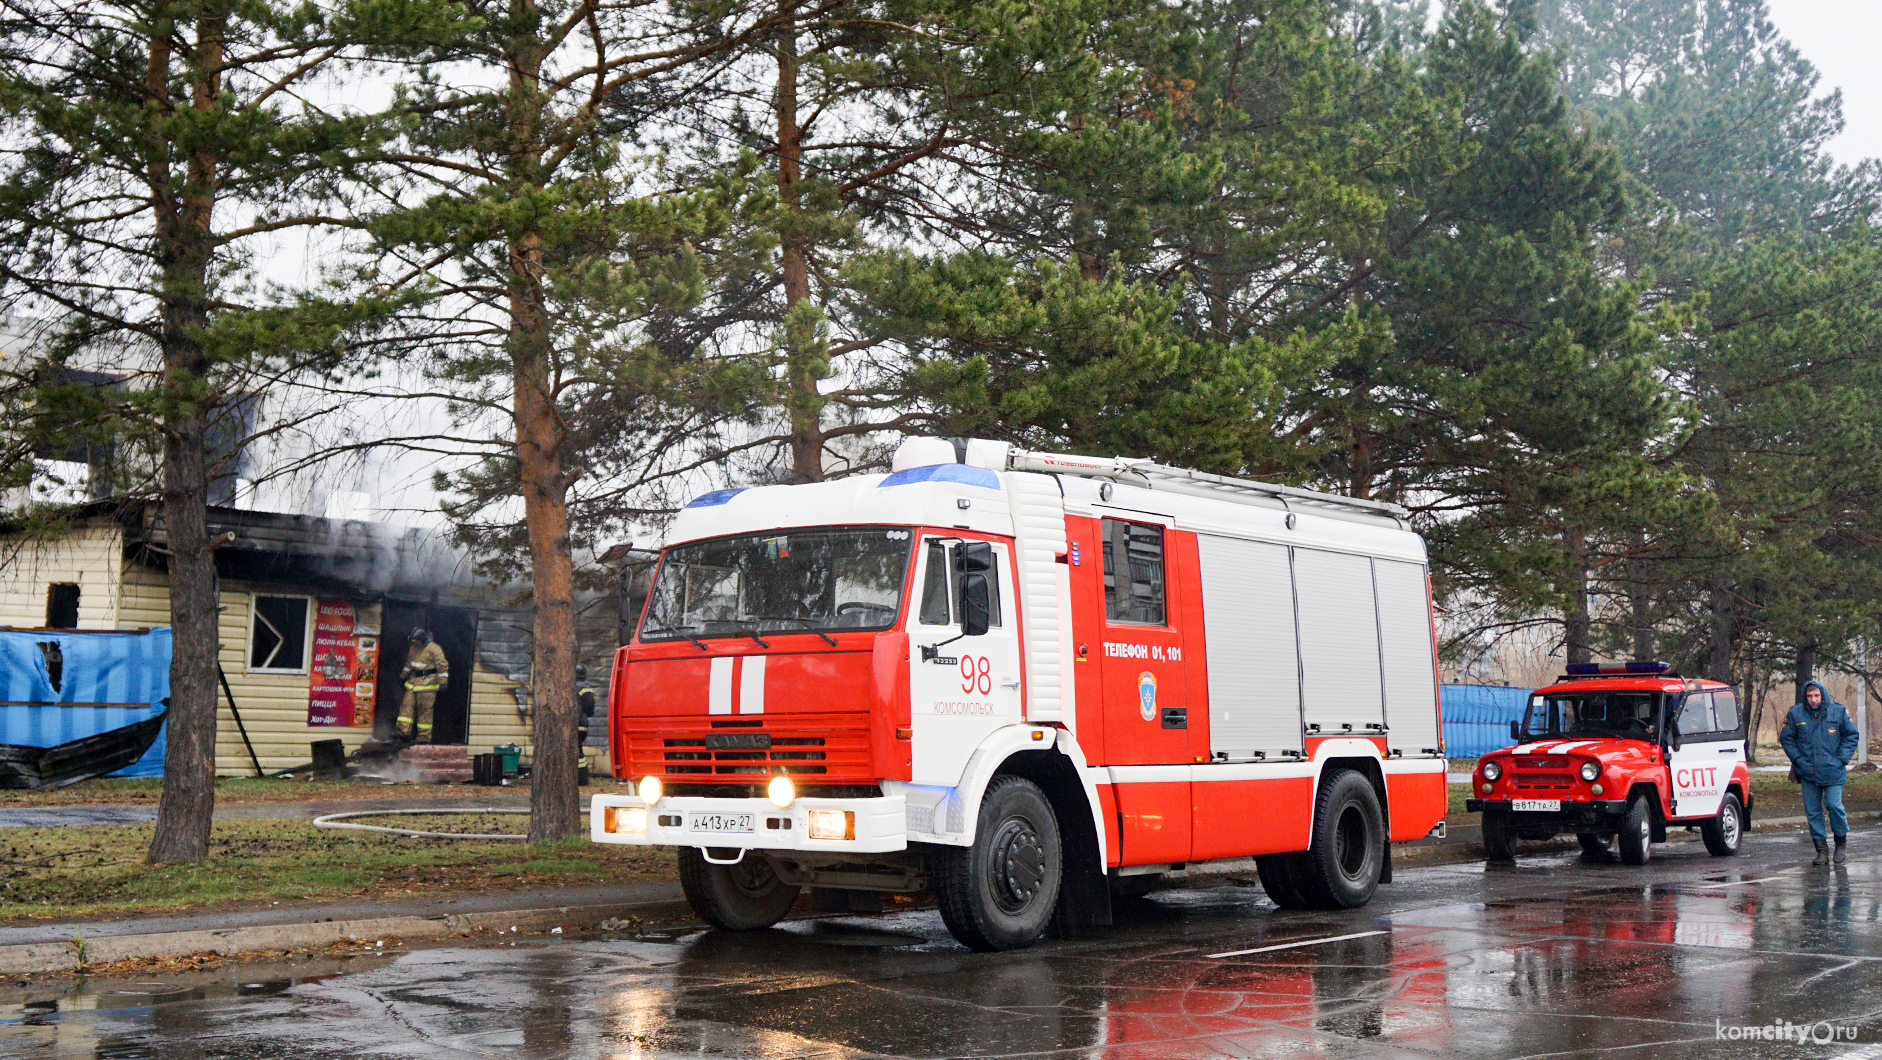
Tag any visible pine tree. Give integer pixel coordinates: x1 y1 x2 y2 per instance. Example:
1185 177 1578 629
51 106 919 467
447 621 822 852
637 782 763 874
0 0 456 862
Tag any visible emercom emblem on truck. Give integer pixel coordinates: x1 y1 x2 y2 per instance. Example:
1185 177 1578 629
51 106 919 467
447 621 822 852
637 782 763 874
590 437 1449 951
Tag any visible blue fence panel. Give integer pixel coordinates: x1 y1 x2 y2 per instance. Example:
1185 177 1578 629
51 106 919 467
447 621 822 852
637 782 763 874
0 627 171 777
1441 683 1532 759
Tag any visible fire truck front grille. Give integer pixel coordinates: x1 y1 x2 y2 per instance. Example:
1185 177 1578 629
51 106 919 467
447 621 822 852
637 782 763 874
626 716 871 782
1514 774 1574 790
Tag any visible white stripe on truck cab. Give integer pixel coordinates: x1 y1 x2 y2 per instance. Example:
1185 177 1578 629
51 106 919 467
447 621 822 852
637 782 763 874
739 655 766 713
708 656 734 714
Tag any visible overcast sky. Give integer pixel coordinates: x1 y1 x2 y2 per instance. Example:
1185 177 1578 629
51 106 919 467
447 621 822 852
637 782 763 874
1764 0 1881 166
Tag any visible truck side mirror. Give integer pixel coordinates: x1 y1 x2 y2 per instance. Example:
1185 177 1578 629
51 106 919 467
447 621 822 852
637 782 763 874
959 574 991 637
1509 720 1521 741
954 540 993 574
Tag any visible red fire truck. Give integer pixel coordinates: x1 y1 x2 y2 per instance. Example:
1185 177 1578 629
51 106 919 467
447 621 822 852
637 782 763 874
1465 662 1752 864
591 438 1449 950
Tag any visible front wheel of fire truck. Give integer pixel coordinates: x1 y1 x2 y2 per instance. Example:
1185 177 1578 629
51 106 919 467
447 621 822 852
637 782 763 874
1481 808 1519 862
933 774 1063 951
1701 792 1745 856
678 847 803 930
1616 794 1655 865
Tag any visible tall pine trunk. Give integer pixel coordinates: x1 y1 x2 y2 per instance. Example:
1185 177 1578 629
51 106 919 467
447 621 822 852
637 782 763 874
505 24 580 843
147 14 224 864
1563 533 1592 666
1627 531 1652 660
776 3 823 483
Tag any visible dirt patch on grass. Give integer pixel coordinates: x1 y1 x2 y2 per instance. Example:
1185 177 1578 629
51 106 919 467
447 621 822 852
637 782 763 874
0 819 675 925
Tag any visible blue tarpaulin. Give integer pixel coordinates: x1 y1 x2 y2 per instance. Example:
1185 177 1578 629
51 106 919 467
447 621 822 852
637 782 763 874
1441 683 1533 759
0 627 170 777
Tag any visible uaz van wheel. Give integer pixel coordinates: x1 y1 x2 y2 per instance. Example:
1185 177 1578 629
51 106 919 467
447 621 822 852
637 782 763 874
1293 769 1386 909
1576 832 1614 857
933 775 1062 951
1702 792 1745 856
1617 794 1654 865
678 848 801 930
1482 808 1519 861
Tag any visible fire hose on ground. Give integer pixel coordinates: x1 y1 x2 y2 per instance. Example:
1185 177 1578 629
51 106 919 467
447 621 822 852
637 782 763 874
311 807 533 841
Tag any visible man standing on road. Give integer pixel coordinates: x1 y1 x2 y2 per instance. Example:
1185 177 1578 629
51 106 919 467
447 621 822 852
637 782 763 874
1779 680 1859 865
396 629 450 743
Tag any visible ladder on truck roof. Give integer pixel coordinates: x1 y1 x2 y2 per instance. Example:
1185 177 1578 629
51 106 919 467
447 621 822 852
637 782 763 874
1005 449 1409 519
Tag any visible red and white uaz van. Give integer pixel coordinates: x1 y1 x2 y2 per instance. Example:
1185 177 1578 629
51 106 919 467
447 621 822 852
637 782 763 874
1467 663 1752 863
591 438 1449 949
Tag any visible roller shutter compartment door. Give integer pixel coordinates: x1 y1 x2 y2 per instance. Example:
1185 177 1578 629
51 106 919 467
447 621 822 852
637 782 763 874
1196 535 1303 759
1292 548 1384 733
1374 559 1440 755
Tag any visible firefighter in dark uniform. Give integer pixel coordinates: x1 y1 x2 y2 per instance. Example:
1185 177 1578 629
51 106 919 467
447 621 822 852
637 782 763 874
396 629 449 742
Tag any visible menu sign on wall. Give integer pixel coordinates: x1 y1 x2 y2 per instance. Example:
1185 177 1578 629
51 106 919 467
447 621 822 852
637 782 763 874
308 600 380 727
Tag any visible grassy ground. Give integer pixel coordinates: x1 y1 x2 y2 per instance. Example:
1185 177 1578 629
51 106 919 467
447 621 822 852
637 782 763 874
0 776 635 806
0 816 675 924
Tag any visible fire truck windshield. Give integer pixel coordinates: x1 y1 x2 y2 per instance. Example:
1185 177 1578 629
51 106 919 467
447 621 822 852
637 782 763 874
640 527 915 641
1520 690 1664 741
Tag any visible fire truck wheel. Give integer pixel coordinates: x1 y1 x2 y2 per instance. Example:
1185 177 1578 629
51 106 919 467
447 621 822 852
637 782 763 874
677 848 802 930
1481 809 1518 862
934 774 1062 951
1295 769 1386 908
1254 853 1311 909
1701 792 1745 856
1616 794 1654 865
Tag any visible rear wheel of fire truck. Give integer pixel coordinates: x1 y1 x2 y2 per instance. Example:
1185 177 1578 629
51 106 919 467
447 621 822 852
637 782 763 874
1254 854 1312 909
1481 808 1519 862
1701 792 1745 856
933 775 1062 951
1293 769 1386 909
678 848 802 930
1616 794 1655 865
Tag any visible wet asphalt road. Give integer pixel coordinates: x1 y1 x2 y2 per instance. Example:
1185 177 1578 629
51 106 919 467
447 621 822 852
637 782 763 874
4 829 1880 1059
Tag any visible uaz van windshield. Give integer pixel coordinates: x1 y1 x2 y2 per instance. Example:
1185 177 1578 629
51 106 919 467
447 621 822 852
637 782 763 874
640 527 914 641
1521 691 1664 741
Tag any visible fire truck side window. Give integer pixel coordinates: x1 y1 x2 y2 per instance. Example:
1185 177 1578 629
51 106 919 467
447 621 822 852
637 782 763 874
919 541 950 625
953 545 1002 627
1713 690 1741 733
1102 518 1166 625
1674 692 1717 737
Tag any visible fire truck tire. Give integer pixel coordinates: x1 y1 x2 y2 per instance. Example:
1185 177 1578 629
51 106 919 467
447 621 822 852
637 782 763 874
1701 792 1745 856
1481 809 1519 862
677 848 802 930
933 774 1062 951
1254 853 1312 909
1294 769 1386 908
1617 794 1654 865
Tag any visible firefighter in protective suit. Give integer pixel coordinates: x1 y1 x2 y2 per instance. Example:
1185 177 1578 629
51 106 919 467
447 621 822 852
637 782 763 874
396 630 450 742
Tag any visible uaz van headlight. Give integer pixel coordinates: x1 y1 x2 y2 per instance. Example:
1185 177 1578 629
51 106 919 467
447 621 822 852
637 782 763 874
1580 761 1600 782
1482 760 1502 782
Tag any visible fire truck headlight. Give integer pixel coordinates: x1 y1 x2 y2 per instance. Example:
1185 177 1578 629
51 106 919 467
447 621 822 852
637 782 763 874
768 775 796 808
606 806 647 835
638 776 662 805
807 809 854 841
1482 760 1502 782
1580 761 1600 782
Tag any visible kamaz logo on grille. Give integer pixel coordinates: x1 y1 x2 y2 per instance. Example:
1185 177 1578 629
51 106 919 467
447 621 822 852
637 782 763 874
705 733 772 750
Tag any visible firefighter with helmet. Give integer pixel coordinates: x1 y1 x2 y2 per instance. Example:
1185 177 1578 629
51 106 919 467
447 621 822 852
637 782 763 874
396 629 450 742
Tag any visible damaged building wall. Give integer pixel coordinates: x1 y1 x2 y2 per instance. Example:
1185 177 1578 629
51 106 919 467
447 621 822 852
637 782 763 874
0 526 124 630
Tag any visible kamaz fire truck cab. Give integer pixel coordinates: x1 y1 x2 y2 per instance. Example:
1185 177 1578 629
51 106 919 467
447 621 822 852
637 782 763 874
591 437 1449 950
1465 662 1752 864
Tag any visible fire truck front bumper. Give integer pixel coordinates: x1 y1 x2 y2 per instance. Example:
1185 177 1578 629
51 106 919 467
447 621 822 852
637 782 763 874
589 794 907 854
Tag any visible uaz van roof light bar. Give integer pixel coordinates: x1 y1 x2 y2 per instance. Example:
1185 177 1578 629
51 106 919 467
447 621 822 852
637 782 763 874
1005 449 1409 519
